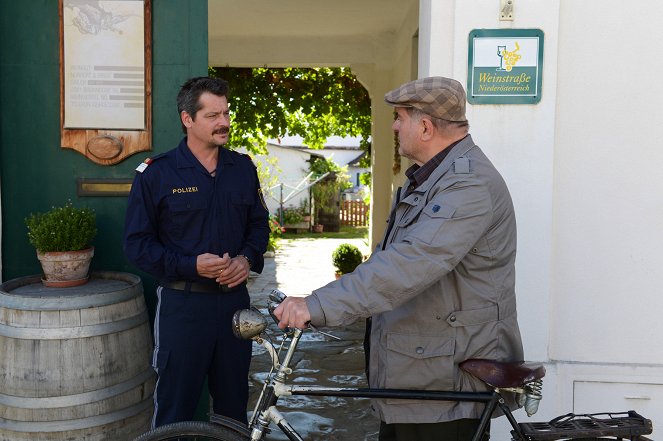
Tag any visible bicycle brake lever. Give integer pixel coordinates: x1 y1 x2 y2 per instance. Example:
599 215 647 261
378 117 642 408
269 289 287 303
308 323 341 340
267 300 292 334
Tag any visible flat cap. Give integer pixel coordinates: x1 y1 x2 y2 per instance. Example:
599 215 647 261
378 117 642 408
384 76 467 122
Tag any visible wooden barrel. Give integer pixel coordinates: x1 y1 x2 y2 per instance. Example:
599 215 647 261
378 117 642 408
0 271 155 441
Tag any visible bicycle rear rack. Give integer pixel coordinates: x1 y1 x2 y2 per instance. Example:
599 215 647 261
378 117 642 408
516 410 653 440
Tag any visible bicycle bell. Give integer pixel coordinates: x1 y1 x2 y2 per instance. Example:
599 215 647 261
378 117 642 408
232 307 268 340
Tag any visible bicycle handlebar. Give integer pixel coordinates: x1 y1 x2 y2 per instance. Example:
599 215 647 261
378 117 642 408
267 289 290 333
269 289 288 304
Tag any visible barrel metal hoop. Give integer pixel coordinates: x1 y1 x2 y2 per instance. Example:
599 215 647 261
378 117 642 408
0 310 148 339
0 368 154 409
0 398 152 432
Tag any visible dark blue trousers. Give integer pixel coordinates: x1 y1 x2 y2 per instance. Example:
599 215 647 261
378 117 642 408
151 286 252 428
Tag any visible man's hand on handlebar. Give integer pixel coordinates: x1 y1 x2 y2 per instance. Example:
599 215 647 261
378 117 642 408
273 297 311 330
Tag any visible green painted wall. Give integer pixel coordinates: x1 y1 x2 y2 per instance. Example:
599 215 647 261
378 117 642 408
0 0 210 422
0 0 208 285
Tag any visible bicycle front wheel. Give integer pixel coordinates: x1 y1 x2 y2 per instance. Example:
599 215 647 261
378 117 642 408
133 421 249 441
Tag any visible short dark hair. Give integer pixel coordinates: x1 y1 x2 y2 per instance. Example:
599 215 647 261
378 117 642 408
407 107 469 132
177 76 230 133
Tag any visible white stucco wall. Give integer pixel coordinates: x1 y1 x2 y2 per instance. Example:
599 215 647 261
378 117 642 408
549 5 663 431
552 0 663 365
304 148 361 169
422 0 662 437
303 149 367 187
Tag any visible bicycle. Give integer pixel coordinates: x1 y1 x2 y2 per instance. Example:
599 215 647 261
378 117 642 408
134 289 654 441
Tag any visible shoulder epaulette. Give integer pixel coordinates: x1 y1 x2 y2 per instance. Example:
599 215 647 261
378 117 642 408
135 158 152 173
135 153 167 173
453 157 471 174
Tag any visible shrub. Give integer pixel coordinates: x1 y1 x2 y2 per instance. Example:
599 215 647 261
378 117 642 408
267 216 285 251
25 202 97 252
279 206 304 225
332 243 363 275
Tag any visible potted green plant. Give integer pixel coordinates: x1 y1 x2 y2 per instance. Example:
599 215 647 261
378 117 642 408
312 223 324 233
25 201 97 287
299 198 311 223
332 243 364 279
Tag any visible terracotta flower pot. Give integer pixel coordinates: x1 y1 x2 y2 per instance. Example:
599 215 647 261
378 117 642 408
37 247 95 287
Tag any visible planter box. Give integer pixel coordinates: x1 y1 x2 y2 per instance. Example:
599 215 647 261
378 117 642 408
283 222 310 234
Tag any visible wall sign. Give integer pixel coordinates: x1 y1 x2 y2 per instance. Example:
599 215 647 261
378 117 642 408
77 178 133 197
60 0 152 165
467 29 544 104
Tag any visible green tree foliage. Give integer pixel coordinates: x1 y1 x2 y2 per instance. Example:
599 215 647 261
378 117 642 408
209 67 371 166
309 155 346 179
253 155 280 204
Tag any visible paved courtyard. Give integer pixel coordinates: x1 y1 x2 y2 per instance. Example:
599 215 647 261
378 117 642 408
248 237 369 299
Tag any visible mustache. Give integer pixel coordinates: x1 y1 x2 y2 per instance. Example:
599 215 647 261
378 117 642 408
213 127 230 135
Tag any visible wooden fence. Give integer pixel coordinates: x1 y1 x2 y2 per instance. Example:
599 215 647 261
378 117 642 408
340 200 369 226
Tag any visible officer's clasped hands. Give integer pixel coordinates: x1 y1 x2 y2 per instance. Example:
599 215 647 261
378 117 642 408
196 252 231 279
216 253 251 288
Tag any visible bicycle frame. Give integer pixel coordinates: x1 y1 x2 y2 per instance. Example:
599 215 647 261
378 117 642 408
247 327 524 441
226 296 651 441
133 302 652 441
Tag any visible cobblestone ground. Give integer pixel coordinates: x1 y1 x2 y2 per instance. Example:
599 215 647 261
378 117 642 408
247 237 379 440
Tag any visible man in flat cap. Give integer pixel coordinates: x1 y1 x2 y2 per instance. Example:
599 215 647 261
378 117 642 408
276 76 523 440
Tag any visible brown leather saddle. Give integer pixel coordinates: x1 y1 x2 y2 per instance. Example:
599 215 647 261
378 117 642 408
460 359 546 388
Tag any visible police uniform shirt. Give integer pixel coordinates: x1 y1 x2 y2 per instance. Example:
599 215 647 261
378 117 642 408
123 137 270 283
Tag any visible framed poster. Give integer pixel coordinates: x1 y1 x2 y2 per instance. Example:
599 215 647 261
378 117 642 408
60 0 152 165
467 29 544 104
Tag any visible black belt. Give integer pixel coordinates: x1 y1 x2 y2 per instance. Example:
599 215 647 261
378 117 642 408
160 280 245 294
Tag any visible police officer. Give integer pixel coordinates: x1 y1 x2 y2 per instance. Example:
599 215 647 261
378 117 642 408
123 76 270 428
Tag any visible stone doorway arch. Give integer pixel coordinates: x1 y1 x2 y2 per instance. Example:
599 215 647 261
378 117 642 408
208 0 419 247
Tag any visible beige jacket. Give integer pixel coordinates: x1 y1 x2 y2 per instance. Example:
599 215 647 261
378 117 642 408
307 135 523 423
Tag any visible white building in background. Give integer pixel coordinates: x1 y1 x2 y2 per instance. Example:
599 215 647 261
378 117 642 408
239 142 319 216
300 136 369 190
